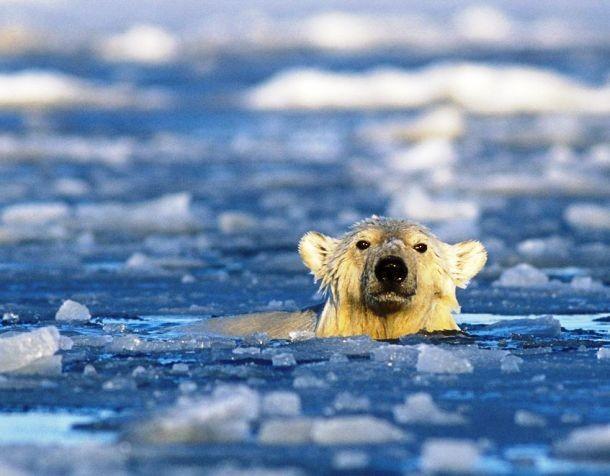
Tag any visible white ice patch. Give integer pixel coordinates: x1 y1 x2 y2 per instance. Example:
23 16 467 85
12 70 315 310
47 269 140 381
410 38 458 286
311 416 407 445
127 384 260 443
565 204 610 231
515 410 547 427
0 326 60 373
597 347 610 360
97 24 179 64
420 438 482 473
493 263 550 287
388 187 479 223
0 70 167 109
386 139 457 174
55 300 91 322
393 393 466 425
481 316 561 338
76 193 200 234
416 345 473 374
262 392 301 417
245 63 610 114
555 424 610 460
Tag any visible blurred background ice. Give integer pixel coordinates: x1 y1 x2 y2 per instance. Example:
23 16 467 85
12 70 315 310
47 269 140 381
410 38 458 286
0 1 609 474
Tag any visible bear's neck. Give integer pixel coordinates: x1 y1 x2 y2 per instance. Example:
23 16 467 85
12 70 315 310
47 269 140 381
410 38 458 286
315 293 460 339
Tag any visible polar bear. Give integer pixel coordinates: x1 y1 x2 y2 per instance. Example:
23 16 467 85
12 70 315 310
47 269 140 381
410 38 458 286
194 217 487 340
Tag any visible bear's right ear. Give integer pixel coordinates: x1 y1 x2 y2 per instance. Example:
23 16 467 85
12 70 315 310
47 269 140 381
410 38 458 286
298 231 337 281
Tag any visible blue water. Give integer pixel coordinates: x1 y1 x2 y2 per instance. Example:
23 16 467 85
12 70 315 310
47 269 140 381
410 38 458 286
0 7 609 473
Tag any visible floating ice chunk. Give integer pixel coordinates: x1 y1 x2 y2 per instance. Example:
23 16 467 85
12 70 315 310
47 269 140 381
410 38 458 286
59 335 73 350
416 345 473 374
76 193 200 234
332 450 369 470
127 385 260 443
571 276 605 291
124 253 164 273
493 263 549 287
565 204 610 231
83 364 97 376
517 236 570 260
371 344 418 364
97 24 179 64
483 316 561 338
245 64 610 114
171 363 189 374
0 326 60 373
293 375 327 389
55 300 91 322
387 139 457 174
181 274 196 284
420 438 481 473
258 418 314 445
0 70 166 109
272 353 297 367
333 392 370 412
2 202 69 226
398 107 465 141
311 416 407 445
218 212 257 234
388 187 479 223
501 355 523 373
262 391 301 416
393 393 466 425
597 348 610 360
515 410 547 427
2 312 19 324
555 424 610 460
232 347 261 356
454 5 513 44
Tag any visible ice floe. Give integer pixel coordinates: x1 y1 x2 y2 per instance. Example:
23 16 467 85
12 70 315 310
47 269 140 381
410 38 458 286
97 24 179 64
0 327 60 373
245 63 610 114
565 204 610 231
555 424 610 460
0 70 168 109
420 438 482 473
393 393 466 425
493 263 550 287
55 300 91 322
416 345 473 374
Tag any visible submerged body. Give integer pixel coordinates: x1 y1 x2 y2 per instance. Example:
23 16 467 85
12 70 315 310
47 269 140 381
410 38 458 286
192 217 487 340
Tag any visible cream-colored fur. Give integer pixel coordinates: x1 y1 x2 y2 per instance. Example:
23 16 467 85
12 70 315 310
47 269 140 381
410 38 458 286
188 217 486 340
299 218 486 339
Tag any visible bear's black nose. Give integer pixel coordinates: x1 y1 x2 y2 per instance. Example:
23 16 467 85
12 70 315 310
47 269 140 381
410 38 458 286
375 256 408 283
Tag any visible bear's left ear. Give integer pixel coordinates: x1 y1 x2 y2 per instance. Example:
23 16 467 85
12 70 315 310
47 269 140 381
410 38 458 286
446 240 487 288
298 231 338 281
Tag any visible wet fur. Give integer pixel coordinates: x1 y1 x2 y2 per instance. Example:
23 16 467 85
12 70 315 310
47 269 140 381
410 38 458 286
190 217 486 340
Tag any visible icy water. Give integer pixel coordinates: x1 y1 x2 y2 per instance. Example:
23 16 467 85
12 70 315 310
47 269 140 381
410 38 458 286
1 3 610 474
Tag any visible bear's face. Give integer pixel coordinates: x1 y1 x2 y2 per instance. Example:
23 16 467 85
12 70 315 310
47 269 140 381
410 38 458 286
299 217 487 318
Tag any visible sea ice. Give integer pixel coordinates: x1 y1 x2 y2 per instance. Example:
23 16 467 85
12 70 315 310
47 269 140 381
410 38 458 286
515 410 547 427
420 438 481 473
565 204 610 231
311 416 407 445
245 63 610 114
0 326 60 373
393 393 466 425
388 186 479 223
555 424 610 460
482 316 561 338
55 300 91 322
258 418 314 445
271 353 297 367
416 345 473 374
127 385 260 444
597 347 610 360
332 450 369 470
386 139 457 174
97 24 179 64
332 392 371 412
370 344 418 364
262 391 302 416
501 355 524 373
493 263 549 287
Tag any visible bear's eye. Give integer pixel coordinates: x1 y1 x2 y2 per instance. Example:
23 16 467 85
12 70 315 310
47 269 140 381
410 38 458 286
413 243 427 253
356 240 371 250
